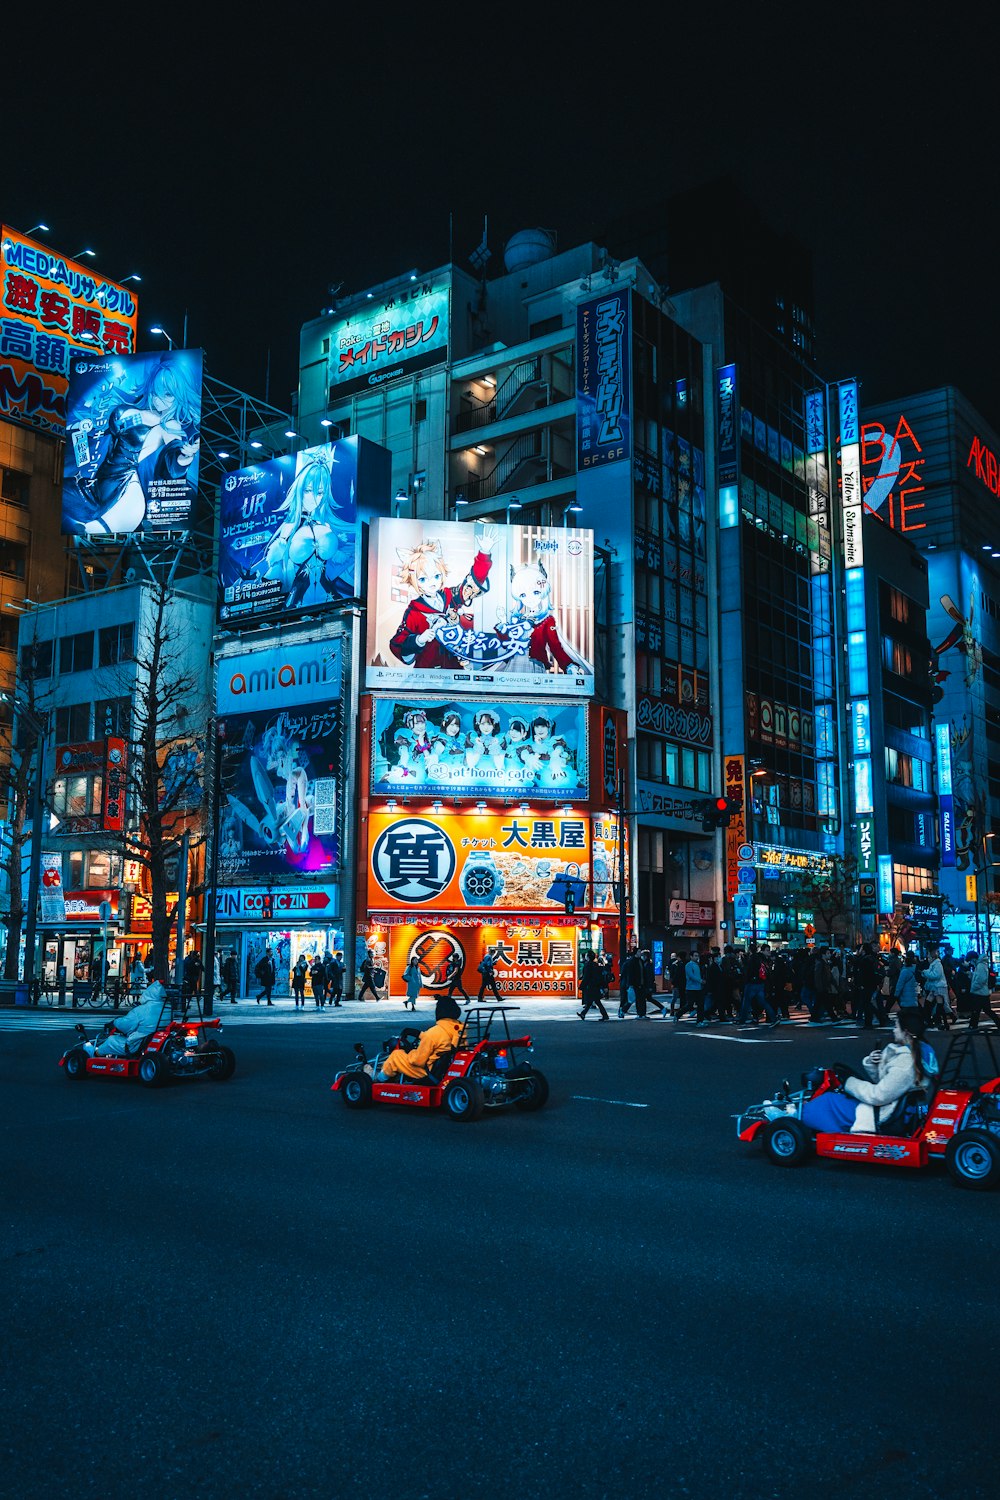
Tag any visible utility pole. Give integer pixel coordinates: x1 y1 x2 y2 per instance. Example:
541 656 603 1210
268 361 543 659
174 829 190 1001
200 721 224 1018
617 765 627 996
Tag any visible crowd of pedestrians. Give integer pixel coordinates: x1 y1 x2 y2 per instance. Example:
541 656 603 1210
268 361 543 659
578 937 1000 1030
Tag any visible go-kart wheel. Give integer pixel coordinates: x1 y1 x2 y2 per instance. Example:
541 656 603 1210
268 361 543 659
515 1068 550 1111
342 1072 373 1109
64 1048 88 1080
763 1116 813 1167
945 1129 1000 1190
138 1054 166 1089
443 1078 484 1121
208 1045 236 1082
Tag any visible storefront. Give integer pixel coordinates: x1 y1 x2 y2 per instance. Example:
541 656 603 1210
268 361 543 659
40 889 122 990
212 885 344 998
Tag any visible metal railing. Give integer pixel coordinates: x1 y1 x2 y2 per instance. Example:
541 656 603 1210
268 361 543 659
464 432 547 503
454 357 544 433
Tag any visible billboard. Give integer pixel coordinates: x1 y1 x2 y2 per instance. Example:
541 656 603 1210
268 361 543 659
217 639 342 715
0 227 138 434
366 518 594 696
367 809 591 912
371 698 589 801
327 282 449 399
218 440 362 623
62 349 203 536
218 701 341 881
576 291 631 469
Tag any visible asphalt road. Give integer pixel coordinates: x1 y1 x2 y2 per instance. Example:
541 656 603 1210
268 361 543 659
2 1013 997 1500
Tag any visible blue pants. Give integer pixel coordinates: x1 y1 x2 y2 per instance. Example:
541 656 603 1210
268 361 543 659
801 1092 858 1131
739 982 774 1023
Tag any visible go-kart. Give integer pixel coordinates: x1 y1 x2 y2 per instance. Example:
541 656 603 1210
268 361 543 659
59 993 235 1088
331 1005 548 1121
736 1030 1000 1190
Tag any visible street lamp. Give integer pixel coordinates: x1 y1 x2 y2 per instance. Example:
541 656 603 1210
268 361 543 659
26 223 50 237
72 248 96 260
121 273 142 285
149 325 175 350
505 499 522 523
0 691 46 989
453 491 469 520
562 502 583 523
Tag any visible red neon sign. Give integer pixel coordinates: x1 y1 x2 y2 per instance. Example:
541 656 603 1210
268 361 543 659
860 415 926 533
967 434 1000 498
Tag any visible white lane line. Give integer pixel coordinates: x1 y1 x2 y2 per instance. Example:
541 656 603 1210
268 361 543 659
677 1033 793 1044
572 1094 649 1108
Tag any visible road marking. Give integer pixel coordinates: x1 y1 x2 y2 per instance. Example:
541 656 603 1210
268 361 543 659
572 1094 649 1108
677 1033 793 1045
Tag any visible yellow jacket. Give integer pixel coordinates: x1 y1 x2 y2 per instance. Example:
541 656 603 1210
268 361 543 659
382 1016 463 1081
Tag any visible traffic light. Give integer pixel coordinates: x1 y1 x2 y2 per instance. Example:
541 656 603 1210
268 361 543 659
698 796 736 833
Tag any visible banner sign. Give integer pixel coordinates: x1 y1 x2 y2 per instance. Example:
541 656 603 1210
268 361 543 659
62 348 203 536
0 226 138 434
716 364 738 485
591 811 624 911
218 440 362 623
103 737 127 832
388 921 579 999
367 809 591 912
365 518 594 697
62 889 120 923
39 852 65 924
839 379 863 568
327 282 449 399
576 291 631 469
371 698 588 801
156 736 204 817
724 755 747 901
935 722 955 867
756 844 833 876
856 817 875 877
214 884 340 922
218 702 341 880
805 390 826 455
217 639 342 715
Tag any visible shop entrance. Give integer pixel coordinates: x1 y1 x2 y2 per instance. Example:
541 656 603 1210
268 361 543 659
230 927 345 1000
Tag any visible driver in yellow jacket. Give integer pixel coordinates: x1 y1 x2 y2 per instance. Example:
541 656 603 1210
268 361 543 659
376 996 464 1081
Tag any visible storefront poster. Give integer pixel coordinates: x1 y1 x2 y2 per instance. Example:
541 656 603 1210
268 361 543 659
371 698 589 800
386 921 579 998
327 282 449 399
39 853 65 924
218 701 340 880
218 440 361 623
367 809 591 912
365 518 594 697
591 812 625 910
62 348 203 536
157 736 204 817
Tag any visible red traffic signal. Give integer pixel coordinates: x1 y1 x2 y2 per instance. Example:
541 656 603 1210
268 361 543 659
699 796 737 832
714 797 728 813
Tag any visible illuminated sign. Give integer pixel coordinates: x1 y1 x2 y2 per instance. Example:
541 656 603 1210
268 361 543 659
39 853 65 924
365 518 594 697
219 440 369 623
62 349 203 536
967 434 1000 498
367 810 592 912
936 721 955 867
716 364 738 485
746 693 814 749
217 639 342 713
669 899 716 928
850 700 871 755
214 885 339 921
327 282 449 399
861 413 926 532
0 227 138 434
853 757 873 816
371 698 589 801
103 738 127 832
856 817 875 876
805 390 826 455
839 380 863 568
755 844 832 876
878 854 894 915
576 291 631 469
724 755 747 901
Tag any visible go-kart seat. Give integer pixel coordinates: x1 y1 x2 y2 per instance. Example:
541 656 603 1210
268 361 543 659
877 1088 930 1136
399 1049 457 1085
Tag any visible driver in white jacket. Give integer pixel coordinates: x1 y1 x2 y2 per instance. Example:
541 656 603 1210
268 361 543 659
801 1009 938 1133
85 983 170 1057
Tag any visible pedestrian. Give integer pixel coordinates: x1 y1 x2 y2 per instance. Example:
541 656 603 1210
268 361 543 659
852 942 887 1029
599 952 615 1009
310 955 326 1008
221 950 239 1004
326 950 344 1006
922 945 953 1030
254 948 276 1006
809 947 837 1023
477 949 502 1002
893 951 920 1013
704 948 728 1023
622 946 645 1018
740 945 780 1026
403 955 422 1011
129 953 147 999
212 951 222 1006
444 949 470 1002
578 951 610 1020
182 947 203 1002
667 950 687 1018
685 950 706 1024
291 956 308 1008
642 949 667 1015
358 953 381 1002
967 951 1000 1030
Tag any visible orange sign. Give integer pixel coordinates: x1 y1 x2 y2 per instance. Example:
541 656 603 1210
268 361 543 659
724 754 747 901
0 227 138 434
367 809 591 912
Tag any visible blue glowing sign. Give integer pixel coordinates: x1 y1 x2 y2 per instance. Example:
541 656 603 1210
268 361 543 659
805 390 826 454
716 363 738 485
856 816 875 875
577 292 631 470
878 854 894 915
851 700 871 756
853 757 873 815
838 380 859 447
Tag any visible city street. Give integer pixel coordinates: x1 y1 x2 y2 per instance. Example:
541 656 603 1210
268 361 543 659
2 1012 997 1499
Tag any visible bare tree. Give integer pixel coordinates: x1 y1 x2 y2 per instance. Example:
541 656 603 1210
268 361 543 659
1 647 45 982
115 583 208 984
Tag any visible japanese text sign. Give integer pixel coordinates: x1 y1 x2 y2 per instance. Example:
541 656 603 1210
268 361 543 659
576 291 631 469
327 283 449 399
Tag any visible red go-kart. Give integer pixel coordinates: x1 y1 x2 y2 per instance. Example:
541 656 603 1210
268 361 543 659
331 1005 548 1121
736 1031 1000 1190
59 999 235 1088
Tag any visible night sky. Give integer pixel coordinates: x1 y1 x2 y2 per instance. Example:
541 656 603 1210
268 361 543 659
6 19 996 419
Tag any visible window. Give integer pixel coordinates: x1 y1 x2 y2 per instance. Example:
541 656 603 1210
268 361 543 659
51 774 103 818
18 640 53 679
882 637 912 678
95 697 130 737
887 587 910 626
414 399 427 423
1 468 29 506
55 703 92 743
0 542 27 578
59 632 94 674
98 623 134 667
85 849 121 887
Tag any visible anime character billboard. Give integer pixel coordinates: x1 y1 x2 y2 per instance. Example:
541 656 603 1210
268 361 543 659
218 441 361 623
61 349 203 536
217 702 340 880
365 518 594 697
371 698 589 801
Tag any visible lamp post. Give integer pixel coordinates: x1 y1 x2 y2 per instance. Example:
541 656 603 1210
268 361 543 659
149 325 175 351
0 691 46 988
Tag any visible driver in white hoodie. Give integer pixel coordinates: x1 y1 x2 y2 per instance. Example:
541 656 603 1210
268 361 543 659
800 1008 938 1133
85 982 170 1057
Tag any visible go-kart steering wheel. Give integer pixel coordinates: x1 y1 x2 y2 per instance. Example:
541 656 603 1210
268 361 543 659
399 1026 421 1051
